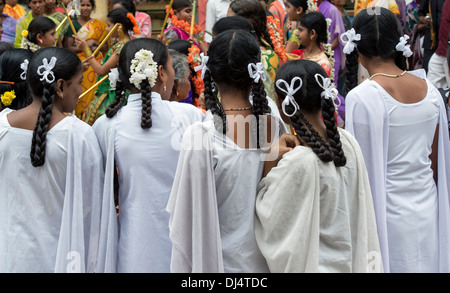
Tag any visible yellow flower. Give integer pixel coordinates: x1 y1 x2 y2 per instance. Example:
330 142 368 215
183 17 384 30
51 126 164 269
1 90 16 106
22 30 28 37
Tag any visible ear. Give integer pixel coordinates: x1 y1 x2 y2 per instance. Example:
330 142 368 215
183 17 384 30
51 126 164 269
55 78 64 98
157 64 167 84
36 33 44 44
310 29 317 40
297 7 304 15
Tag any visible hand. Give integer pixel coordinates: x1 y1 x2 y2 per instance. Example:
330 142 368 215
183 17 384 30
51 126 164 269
263 133 300 177
82 55 94 71
73 35 88 51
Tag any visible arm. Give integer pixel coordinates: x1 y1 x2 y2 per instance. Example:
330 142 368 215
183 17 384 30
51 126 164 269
430 124 439 184
263 133 300 177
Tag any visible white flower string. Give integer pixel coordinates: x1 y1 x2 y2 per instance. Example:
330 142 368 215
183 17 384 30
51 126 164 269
340 28 361 54
395 35 413 57
129 49 158 90
275 77 302 117
314 73 341 108
37 57 57 83
194 53 209 79
109 68 119 89
20 59 28 80
247 62 266 83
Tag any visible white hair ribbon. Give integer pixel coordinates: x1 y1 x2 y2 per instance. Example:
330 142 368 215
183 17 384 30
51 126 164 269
276 77 302 117
37 57 57 83
109 68 119 89
340 28 361 54
314 73 341 108
395 34 413 58
20 59 28 81
194 53 209 79
247 62 266 83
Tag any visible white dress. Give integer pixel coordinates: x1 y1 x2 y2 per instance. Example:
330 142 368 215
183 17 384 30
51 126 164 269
345 69 450 273
167 109 286 273
93 92 204 273
0 108 117 273
255 129 382 273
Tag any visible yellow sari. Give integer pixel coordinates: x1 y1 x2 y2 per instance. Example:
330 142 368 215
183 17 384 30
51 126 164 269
74 18 107 118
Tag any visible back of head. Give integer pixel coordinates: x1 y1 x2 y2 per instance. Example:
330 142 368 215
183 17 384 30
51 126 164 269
299 11 328 45
287 0 308 11
26 16 56 44
167 39 192 55
112 0 136 15
212 15 254 36
27 47 82 167
169 48 189 82
108 8 135 32
106 38 169 129
0 48 33 110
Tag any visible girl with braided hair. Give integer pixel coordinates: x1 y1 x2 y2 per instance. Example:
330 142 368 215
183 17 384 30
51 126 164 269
254 59 381 272
0 47 117 272
344 7 450 273
167 29 286 273
93 37 204 273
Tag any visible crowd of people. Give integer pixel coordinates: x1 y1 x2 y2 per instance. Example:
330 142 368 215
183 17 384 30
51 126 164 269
0 0 449 274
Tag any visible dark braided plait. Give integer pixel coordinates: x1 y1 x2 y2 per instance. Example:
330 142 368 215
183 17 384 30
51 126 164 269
105 80 126 118
344 50 359 93
30 82 55 167
140 79 153 129
321 97 346 167
204 70 227 134
251 80 270 148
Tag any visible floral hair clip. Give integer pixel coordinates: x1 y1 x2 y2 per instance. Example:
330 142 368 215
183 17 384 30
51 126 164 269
247 62 266 83
314 73 341 108
129 49 158 90
395 35 413 58
194 53 209 80
109 68 119 89
20 59 28 81
340 28 361 54
37 57 57 83
1 90 16 106
275 77 302 117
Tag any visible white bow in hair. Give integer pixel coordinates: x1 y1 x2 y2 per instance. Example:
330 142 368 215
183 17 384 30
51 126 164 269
340 28 361 54
194 53 209 79
247 62 266 83
276 77 302 117
395 34 413 57
109 68 119 89
315 73 341 108
20 59 28 81
37 57 57 83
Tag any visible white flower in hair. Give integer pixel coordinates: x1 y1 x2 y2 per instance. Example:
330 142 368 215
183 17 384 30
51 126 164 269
395 35 413 58
275 77 302 117
129 49 158 90
20 59 28 80
314 73 341 108
37 57 57 83
306 0 318 13
109 68 119 89
247 62 266 83
340 28 361 55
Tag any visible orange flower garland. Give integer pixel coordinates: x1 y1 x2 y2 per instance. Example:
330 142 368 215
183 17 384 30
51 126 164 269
266 16 287 63
165 5 203 35
187 45 204 95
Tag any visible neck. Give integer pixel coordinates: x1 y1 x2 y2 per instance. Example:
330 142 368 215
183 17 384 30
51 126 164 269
363 56 402 77
304 110 327 140
218 87 252 110
305 43 321 56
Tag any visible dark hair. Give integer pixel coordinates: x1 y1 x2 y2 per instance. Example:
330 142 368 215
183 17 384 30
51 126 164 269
108 8 135 32
172 0 192 12
167 39 191 55
26 16 56 45
81 0 96 10
105 38 169 129
0 48 33 109
286 0 309 13
275 59 346 166
228 0 276 51
345 7 407 93
204 29 270 147
299 12 328 47
111 0 135 15
212 15 254 36
0 42 14 55
27 47 82 167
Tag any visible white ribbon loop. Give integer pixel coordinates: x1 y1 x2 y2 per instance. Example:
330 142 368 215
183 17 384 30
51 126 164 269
109 68 119 89
20 59 28 81
194 53 209 79
247 62 266 83
275 76 302 117
395 34 413 57
37 57 57 83
340 28 361 54
314 73 341 108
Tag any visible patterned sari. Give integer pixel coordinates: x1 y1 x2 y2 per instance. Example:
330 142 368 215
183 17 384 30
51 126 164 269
74 18 107 118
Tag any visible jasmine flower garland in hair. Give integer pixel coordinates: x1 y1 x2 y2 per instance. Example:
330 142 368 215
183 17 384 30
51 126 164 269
129 49 158 90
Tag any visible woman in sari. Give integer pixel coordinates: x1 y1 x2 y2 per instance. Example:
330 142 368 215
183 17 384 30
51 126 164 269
63 0 107 118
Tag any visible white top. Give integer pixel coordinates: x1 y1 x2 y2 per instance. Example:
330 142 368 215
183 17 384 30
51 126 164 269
0 109 118 273
345 69 450 273
167 110 286 273
93 92 204 273
255 129 382 273
205 0 232 42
